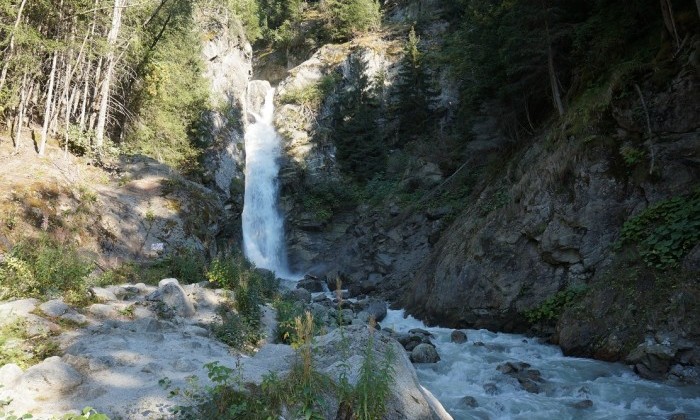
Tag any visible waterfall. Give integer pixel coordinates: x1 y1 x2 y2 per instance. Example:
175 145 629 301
242 83 294 279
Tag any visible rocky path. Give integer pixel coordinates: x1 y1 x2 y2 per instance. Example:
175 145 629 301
0 280 258 419
0 280 450 420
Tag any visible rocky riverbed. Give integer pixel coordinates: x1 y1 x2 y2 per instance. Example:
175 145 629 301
0 279 449 419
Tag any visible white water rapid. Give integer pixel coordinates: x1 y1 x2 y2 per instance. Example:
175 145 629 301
383 309 700 419
242 84 295 279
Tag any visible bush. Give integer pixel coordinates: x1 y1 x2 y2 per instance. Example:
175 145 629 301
0 236 93 301
323 0 381 41
618 191 700 269
525 285 588 324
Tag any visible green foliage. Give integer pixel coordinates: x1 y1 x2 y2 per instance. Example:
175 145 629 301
323 0 382 41
0 235 92 301
352 325 395 420
618 191 700 269
164 247 207 285
206 253 246 290
55 407 110 420
279 73 339 111
208 253 278 349
273 296 307 344
445 0 675 132
332 54 385 181
298 178 359 224
0 319 59 369
525 285 588 324
393 26 435 142
125 1 210 172
213 304 260 349
619 144 646 167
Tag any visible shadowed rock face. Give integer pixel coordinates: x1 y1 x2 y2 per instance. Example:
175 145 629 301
401 69 700 370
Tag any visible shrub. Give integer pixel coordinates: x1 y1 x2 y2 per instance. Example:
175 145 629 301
618 191 700 269
322 0 381 41
525 285 588 324
352 322 395 420
0 319 59 369
0 236 92 301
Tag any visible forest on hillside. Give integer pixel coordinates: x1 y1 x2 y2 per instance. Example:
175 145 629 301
0 0 697 176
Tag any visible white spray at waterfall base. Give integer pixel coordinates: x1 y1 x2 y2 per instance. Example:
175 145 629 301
242 84 297 280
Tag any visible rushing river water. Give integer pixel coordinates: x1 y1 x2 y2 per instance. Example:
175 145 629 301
383 309 700 420
242 80 700 419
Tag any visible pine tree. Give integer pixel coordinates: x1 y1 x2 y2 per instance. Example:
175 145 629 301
393 26 434 144
333 54 385 181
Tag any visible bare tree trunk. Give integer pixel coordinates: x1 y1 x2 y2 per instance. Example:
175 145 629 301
95 0 125 149
14 73 28 150
696 0 700 21
0 0 28 93
39 51 59 156
79 61 92 131
660 0 681 49
88 56 103 131
548 43 565 117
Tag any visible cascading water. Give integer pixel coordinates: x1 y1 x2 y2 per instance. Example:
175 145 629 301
241 83 700 418
242 83 294 279
382 309 700 420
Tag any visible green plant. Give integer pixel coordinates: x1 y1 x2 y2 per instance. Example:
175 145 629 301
617 191 700 269
619 144 646 167
117 305 135 319
212 303 262 349
279 73 339 111
0 235 93 301
55 407 110 419
352 320 395 420
161 358 279 420
0 319 59 369
525 285 588 324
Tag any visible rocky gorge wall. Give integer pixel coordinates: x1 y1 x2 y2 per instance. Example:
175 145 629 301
265 9 699 381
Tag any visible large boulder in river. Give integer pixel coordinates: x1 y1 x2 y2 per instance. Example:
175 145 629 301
243 325 450 419
410 343 440 364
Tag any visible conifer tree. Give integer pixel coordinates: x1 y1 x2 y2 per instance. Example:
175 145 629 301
393 26 434 144
333 54 384 181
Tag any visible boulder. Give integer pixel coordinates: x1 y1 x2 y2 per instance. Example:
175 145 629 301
297 275 325 293
459 396 478 408
363 299 388 322
88 304 118 319
0 363 23 387
626 343 676 380
0 299 39 324
147 282 196 317
496 361 544 394
572 399 593 409
89 287 118 302
410 343 440 363
450 330 468 344
39 299 70 317
19 356 83 397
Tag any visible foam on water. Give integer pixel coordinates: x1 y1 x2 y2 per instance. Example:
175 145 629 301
384 309 700 419
242 86 298 280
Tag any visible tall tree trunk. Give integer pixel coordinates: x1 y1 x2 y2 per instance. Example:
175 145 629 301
95 0 125 149
89 56 103 131
547 43 565 117
79 61 92 131
660 0 681 49
39 51 59 156
0 0 28 93
14 73 28 150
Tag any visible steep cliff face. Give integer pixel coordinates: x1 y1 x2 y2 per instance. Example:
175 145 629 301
403 61 700 375
198 11 253 210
